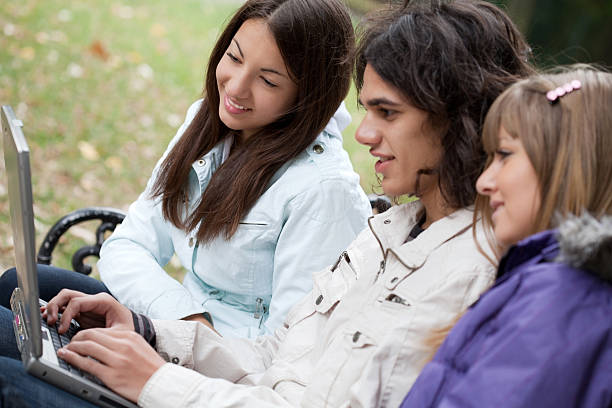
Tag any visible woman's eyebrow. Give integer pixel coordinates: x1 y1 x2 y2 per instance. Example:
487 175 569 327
261 68 286 77
233 38 288 79
232 39 244 58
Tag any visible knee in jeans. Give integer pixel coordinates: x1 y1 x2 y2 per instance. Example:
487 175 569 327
0 268 18 308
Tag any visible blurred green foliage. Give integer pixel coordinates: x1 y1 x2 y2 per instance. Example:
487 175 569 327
348 0 612 67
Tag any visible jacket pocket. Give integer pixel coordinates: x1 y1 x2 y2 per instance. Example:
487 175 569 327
312 254 357 314
238 221 269 227
314 325 381 407
378 291 414 312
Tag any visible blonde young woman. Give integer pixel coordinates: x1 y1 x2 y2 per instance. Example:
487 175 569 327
402 67 612 408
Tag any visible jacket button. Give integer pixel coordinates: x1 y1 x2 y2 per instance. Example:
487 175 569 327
315 294 323 305
197 159 206 166
171 357 179 364
352 331 361 343
390 277 398 283
189 237 194 247
313 144 324 154
384 219 391 224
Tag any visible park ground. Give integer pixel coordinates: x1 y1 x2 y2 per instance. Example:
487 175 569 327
0 1 379 276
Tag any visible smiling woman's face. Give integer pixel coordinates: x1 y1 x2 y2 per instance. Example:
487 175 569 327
355 64 443 200
216 18 298 141
476 127 541 246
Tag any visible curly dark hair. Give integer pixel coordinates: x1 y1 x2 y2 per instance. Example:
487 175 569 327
355 0 534 209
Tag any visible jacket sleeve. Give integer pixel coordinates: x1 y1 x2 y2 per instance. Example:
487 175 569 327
263 176 370 334
437 278 612 408
137 313 299 407
139 364 294 408
98 100 205 320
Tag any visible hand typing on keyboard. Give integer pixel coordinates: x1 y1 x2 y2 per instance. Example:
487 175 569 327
40 289 164 403
57 328 165 403
42 289 134 334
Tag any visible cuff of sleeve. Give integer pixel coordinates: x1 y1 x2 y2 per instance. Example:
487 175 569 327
131 311 157 347
138 363 204 408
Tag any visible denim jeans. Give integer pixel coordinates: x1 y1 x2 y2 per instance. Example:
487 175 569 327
0 265 110 360
0 356 98 408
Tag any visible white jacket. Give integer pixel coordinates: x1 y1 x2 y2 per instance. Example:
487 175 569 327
138 202 496 407
99 101 371 338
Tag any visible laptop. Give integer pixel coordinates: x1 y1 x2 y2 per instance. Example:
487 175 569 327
1 105 137 408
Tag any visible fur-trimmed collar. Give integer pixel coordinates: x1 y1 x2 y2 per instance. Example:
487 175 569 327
556 213 612 283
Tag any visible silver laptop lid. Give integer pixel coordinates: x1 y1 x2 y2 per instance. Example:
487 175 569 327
2 105 42 358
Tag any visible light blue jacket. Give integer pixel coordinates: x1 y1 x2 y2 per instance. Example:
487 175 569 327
98 100 371 338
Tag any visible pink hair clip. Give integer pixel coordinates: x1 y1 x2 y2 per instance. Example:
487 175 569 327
546 79 582 104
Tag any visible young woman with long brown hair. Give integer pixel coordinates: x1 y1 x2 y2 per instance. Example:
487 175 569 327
0 0 371 341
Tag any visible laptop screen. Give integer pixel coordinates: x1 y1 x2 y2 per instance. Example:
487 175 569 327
1 105 42 357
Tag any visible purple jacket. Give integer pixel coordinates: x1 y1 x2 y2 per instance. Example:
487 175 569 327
401 214 612 407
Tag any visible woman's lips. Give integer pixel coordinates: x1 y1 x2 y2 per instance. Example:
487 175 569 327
224 94 251 114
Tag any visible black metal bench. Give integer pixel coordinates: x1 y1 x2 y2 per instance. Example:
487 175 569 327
36 207 126 275
38 195 391 275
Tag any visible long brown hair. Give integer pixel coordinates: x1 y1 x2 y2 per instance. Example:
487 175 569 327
475 66 612 257
151 0 354 243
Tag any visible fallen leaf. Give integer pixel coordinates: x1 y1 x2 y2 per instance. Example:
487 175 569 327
67 62 84 78
78 141 100 161
79 172 98 191
19 47 35 60
105 156 123 172
89 40 110 61
137 63 153 79
3 23 16 36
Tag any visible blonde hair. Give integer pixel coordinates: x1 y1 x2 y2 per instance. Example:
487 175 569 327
433 66 612 360
475 65 612 256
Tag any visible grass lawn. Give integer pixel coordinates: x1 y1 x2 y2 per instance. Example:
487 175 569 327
0 0 378 277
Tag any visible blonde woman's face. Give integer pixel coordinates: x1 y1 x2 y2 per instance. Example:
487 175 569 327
476 128 541 246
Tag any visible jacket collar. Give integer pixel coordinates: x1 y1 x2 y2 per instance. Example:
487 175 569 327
496 230 559 281
497 213 612 283
368 202 475 268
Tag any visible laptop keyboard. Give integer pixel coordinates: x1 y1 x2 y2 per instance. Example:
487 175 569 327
41 316 105 386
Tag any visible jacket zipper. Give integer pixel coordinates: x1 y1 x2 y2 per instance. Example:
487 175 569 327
331 251 352 272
